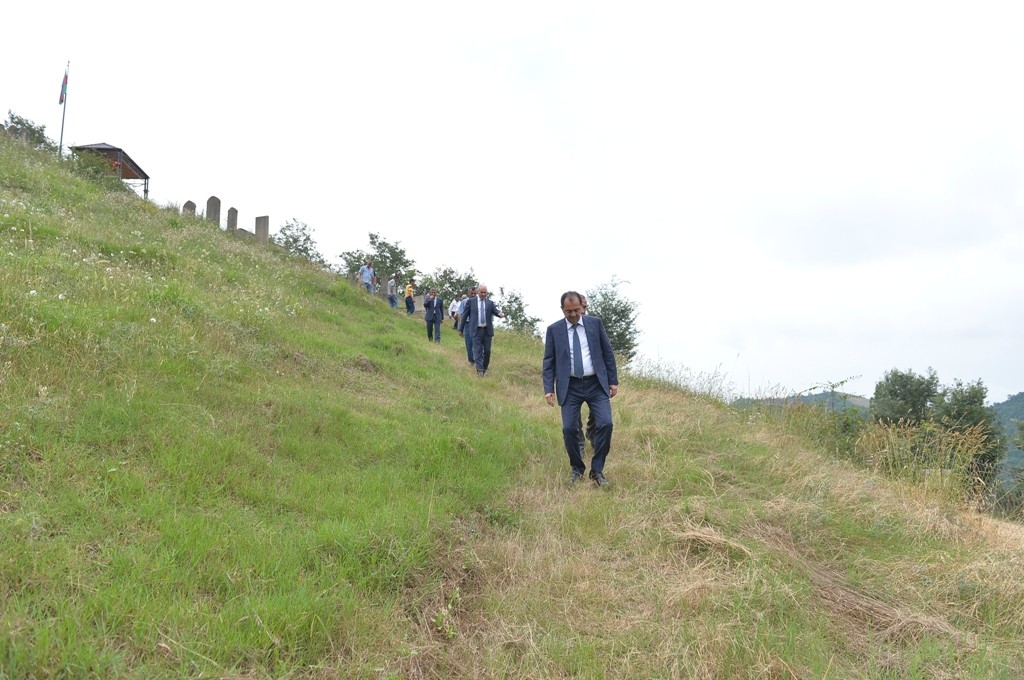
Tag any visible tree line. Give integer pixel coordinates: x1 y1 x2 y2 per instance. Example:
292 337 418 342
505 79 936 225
871 368 1012 483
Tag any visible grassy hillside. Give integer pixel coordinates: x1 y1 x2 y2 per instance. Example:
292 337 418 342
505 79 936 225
3 135 1024 678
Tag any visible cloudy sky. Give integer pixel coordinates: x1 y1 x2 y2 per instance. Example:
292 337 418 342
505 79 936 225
5 1 1023 402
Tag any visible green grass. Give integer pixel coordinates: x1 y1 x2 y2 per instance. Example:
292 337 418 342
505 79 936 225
3 135 1024 678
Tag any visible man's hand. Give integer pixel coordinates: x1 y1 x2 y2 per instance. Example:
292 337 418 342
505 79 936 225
609 385 619 398
545 393 555 407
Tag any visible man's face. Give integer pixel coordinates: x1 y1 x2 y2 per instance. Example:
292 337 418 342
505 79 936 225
562 296 583 324
430 289 437 297
477 286 488 299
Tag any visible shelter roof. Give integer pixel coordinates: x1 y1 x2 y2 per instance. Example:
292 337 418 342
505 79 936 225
69 143 150 180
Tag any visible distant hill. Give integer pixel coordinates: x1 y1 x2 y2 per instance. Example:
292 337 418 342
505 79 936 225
993 392 1024 480
732 391 870 415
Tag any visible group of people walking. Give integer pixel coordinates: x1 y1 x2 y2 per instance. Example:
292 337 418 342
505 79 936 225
359 264 621 489
424 284 504 377
359 261 417 315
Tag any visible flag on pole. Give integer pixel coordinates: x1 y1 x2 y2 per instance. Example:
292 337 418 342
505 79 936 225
59 67 68 105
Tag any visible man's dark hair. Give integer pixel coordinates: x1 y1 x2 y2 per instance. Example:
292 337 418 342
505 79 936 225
560 291 583 308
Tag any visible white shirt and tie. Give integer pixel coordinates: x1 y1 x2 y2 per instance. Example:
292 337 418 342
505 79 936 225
565 318 595 377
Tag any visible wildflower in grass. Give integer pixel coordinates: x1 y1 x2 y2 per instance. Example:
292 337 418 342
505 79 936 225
29 290 37 296
150 318 157 324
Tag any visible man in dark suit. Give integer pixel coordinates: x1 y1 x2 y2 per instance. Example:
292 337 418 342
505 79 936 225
423 288 444 343
457 287 477 364
543 291 619 486
458 284 504 376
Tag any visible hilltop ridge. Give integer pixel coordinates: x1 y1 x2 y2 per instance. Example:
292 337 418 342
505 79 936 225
3 135 1024 678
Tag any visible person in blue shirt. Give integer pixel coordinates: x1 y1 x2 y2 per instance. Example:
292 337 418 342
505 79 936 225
358 260 376 293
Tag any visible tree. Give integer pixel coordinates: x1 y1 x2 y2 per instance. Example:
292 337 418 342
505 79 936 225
419 266 477 307
498 287 540 335
272 219 326 266
585 278 641 362
870 368 940 424
933 379 1006 480
338 233 417 285
4 111 58 153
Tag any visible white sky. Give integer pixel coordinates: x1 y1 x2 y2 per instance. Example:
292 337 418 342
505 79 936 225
5 1 1024 402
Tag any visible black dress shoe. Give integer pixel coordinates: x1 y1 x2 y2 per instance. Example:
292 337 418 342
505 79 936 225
590 472 609 487
569 471 584 484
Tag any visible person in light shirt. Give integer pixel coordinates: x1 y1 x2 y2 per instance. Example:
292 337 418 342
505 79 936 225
448 295 462 329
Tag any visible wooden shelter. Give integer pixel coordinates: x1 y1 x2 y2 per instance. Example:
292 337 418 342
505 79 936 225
69 143 150 199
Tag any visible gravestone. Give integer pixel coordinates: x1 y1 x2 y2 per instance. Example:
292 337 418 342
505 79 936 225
255 216 269 245
183 201 196 215
206 196 221 227
227 207 238 232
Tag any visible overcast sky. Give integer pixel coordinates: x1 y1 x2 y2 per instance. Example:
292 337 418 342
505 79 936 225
5 1 1023 402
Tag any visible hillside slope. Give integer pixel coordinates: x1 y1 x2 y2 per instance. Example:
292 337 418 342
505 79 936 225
3 136 1024 678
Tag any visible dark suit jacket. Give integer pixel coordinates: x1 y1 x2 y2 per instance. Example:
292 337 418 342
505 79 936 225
458 298 501 336
423 295 444 322
543 315 619 406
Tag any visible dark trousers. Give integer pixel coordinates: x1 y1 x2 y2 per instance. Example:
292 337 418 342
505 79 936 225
405 296 414 314
560 377 613 475
472 327 493 373
463 328 475 363
426 320 441 342
577 407 596 457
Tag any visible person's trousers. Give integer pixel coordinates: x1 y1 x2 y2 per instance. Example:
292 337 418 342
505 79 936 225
388 295 398 309
472 327 493 373
577 407 596 457
463 328 475 363
405 296 414 314
427 320 441 342
560 377 613 475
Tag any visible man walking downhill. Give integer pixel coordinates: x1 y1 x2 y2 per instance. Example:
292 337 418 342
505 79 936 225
386 274 399 309
458 284 503 376
457 287 477 365
542 291 619 487
423 289 444 343
358 260 376 294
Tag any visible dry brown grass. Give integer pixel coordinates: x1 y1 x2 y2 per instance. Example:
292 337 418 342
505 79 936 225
383 368 1024 677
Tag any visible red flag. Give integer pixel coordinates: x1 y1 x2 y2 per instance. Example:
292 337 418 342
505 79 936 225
59 69 68 105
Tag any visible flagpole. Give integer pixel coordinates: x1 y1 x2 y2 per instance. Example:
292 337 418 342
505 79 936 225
58 62 69 158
